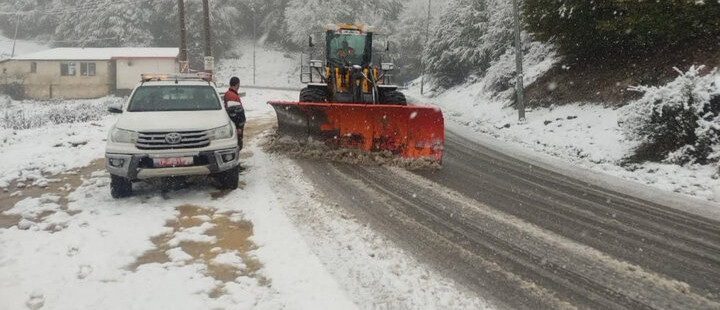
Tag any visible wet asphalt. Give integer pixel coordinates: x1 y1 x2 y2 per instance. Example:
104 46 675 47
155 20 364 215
298 130 720 310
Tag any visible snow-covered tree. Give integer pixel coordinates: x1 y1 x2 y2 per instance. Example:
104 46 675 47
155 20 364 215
0 0 60 40
52 0 153 47
524 0 720 60
423 0 513 88
283 0 403 47
388 0 446 83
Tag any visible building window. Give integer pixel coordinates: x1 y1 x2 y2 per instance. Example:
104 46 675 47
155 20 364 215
60 62 76 76
30 62 37 73
81 62 96 76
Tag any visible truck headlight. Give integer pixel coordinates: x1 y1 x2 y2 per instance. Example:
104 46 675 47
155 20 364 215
206 122 233 141
110 127 138 143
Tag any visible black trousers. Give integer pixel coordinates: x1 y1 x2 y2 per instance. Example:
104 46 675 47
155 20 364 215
228 107 246 150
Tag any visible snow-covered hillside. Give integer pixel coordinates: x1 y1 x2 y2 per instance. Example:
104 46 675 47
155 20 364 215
409 63 720 203
0 31 49 61
215 41 302 89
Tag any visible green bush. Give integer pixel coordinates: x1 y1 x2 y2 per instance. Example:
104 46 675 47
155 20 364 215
523 0 720 60
620 66 720 165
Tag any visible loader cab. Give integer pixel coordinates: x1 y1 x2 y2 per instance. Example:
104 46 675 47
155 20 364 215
326 27 373 67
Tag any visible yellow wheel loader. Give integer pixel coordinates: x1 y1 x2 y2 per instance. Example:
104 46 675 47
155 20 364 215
269 24 444 162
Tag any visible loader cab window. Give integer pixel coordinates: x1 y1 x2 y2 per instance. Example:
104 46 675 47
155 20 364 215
327 30 371 67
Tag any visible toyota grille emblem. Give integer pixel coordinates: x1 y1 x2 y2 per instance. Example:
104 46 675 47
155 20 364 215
165 132 183 144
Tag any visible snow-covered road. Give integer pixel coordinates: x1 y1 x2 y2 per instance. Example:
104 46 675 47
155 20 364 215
0 89 485 310
2 80 718 310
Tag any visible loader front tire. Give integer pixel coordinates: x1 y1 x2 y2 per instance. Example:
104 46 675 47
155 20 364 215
380 91 407 105
300 87 327 103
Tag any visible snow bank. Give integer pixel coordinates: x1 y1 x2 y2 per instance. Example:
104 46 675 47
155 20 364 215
409 66 720 203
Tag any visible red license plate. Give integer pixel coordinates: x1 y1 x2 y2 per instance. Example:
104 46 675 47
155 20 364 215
153 157 194 168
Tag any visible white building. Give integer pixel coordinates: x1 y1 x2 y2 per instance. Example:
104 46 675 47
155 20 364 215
0 47 179 99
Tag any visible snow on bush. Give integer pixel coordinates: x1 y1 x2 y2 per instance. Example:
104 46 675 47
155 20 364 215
620 66 720 165
481 40 558 104
1 96 121 130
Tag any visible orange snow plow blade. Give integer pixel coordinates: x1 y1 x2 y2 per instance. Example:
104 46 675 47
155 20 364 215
268 101 445 162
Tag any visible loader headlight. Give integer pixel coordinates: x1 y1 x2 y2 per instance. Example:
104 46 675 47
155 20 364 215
381 63 395 71
110 127 138 143
310 60 324 68
205 122 234 141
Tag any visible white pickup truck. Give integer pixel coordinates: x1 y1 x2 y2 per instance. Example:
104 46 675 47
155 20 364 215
105 74 241 198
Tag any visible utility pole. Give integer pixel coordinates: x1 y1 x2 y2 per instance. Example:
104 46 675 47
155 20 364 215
251 7 256 85
10 13 20 58
177 0 189 72
420 0 431 95
202 0 214 75
513 0 525 121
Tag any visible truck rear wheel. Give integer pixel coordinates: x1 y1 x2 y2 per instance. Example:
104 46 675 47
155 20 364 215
214 166 239 190
380 90 407 105
300 87 327 102
110 175 133 198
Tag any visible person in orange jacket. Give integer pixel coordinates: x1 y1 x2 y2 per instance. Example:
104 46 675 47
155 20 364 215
224 76 245 150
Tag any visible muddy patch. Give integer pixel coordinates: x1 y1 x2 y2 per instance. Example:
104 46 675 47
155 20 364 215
243 117 276 141
130 204 265 295
263 133 442 170
239 117 275 159
0 158 106 228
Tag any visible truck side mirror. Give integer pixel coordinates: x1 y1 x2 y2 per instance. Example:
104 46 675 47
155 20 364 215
108 103 123 114
309 36 314 48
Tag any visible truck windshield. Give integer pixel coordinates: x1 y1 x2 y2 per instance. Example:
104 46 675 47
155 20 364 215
328 32 367 66
128 86 221 112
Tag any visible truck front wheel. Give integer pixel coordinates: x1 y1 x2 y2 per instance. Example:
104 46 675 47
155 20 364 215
214 166 239 190
110 175 133 198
